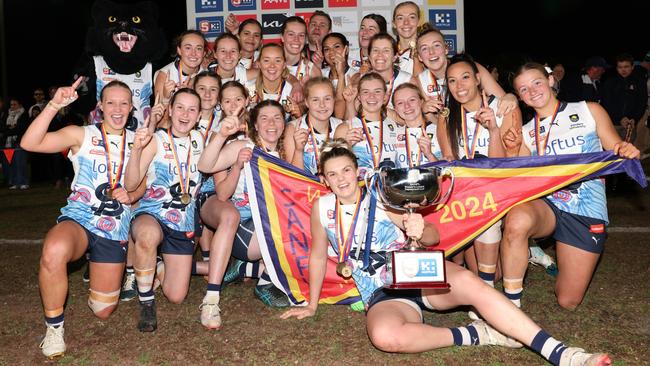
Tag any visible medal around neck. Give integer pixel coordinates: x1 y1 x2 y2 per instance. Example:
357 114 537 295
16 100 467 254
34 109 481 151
365 164 454 289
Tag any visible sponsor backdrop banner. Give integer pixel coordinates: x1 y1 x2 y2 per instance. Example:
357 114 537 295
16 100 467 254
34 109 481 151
188 0 464 52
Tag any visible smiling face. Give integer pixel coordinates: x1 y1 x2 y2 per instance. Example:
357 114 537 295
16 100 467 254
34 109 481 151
446 61 481 105
100 85 133 131
359 18 381 49
215 37 240 73
369 38 396 73
393 87 423 122
220 85 248 117
169 92 201 135
282 21 307 57
177 33 206 70
306 82 335 121
358 77 387 115
259 46 286 82
254 105 285 145
322 155 360 202
194 76 220 111
417 31 448 73
393 3 419 40
513 68 554 110
239 22 262 54
322 36 348 66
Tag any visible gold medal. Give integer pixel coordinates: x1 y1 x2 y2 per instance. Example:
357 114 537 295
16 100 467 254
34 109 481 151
180 193 191 205
336 262 352 279
440 107 450 118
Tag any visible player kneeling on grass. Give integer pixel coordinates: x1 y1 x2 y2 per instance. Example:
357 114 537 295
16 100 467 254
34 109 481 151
22 80 141 359
281 139 611 366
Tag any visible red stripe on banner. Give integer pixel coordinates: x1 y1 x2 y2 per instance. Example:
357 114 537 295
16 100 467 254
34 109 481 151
3 149 15 164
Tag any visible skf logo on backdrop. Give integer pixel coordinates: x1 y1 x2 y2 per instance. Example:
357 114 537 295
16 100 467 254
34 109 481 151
195 0 223 12
262 0 289 10
261 13 288 35
428 9 456 30
197 16 224 38
229 0 256 11
443 35 457 55
295 0 323 9
327 0 356 7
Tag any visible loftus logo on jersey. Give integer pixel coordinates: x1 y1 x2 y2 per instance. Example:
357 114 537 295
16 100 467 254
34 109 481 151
262 13 288 35
197 16 224 38
262 0 289 10
428 9 457 30
195 0 223 12
228 0 256 11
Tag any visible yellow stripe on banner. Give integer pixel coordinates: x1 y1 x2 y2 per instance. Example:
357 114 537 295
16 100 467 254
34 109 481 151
442 160 616 257
450 160 618 178
319 288 361 305
258 159 307 302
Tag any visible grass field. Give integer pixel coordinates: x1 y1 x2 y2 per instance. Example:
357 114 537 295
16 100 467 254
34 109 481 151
0 171 648 365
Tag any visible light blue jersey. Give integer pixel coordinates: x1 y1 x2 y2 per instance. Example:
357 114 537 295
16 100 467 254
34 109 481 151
318 192 406 304
395 123 442 168
135 129 204 232
522 101 607 222
349 117 398 179
455 96 503 159
60 124 135 241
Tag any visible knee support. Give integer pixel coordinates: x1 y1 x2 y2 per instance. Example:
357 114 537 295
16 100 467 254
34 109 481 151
88 289 120 314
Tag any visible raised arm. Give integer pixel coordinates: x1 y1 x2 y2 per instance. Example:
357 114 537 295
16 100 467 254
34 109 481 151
21 78 85 154
198 108 247 173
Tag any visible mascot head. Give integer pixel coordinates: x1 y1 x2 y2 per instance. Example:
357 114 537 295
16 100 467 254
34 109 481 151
87 0 166 74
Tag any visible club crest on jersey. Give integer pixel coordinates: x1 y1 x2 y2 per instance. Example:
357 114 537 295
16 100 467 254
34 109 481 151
569 114 579 122
427 133 434 139
192 140 198 149
388 124 394 132
539 126 546 134
128 142 134 149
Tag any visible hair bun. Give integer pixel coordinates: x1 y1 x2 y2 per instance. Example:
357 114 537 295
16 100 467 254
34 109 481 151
320 138 349 154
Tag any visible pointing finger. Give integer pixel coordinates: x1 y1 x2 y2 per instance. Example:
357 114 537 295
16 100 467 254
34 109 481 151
71 76 84 90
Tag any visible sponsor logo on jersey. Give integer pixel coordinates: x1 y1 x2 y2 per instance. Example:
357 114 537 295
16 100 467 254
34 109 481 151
195 0 223 12
228 0 256 11
261 13 288 35
327 209 334 219
89 149 106 156
91 136 105 147
163 142 172 151
428 9 457 30
103 67 115 75
397 133 406 142
196 16 224 38
262 0 289 10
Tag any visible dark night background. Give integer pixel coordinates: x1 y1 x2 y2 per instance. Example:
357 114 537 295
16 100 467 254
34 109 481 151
2 0 648 105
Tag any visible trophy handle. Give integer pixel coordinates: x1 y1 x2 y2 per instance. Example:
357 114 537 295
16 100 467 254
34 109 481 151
432 167 454 206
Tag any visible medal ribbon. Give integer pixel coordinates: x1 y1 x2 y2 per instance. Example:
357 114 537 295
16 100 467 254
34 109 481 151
306 115 330 166
335 189 364 264
360 115 383 168
429 70 443 101
534 101 561 156
100 124 126 190
201 111 216 145
386 69 398 106
177 60 184 85
167 129 192 197
461 105 482 159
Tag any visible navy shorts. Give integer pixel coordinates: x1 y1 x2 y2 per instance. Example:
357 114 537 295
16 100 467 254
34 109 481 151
195 191 216 236
134 213 195 255
58 217 127 263
542 198 607 254
366 287 433 321
232 218 255 261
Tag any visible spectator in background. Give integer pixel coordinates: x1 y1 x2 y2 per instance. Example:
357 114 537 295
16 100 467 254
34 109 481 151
305 10 331 69
601 53 648 142
551 63 565 94
560 56 608 103
29 88 48 116
3 98 30 189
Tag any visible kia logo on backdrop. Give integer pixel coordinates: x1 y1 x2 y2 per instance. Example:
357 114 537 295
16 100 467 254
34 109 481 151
261 13 288 35
196 16 224 38
295 0 323 9
228 0 256 11
195 0 223 12
262 0 290 10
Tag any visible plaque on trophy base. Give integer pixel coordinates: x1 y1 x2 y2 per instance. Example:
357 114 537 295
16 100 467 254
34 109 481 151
384 250 449 289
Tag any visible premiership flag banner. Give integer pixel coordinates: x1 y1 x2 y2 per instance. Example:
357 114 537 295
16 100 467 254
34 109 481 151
245 148 646 305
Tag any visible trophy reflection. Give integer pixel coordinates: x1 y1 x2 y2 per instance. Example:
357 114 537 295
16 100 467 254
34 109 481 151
366 162 454 289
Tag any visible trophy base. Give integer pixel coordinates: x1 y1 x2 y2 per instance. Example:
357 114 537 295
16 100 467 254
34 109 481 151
384 249 449 290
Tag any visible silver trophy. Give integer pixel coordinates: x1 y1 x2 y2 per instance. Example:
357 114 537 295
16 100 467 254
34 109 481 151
365 164 454 289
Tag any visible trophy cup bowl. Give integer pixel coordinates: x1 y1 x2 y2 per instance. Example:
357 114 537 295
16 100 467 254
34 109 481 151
365 165 454 289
